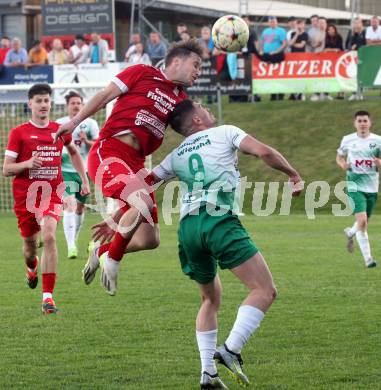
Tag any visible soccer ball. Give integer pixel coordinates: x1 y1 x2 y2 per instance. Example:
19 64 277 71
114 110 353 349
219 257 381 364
212 15 249 52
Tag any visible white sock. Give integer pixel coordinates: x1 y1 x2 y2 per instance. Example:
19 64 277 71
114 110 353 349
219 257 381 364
196 329 218 375
355 230 372 263
63 211 76 248
348 222 358 238
42 292 52 300
75 213 85 238
225 305 264 354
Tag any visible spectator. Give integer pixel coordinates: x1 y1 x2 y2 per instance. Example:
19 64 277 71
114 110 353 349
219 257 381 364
69 34 89 65
286 16 297 51
325 24 343 52
259 16 287 101
48 38 69 65
289 19 308 101
126 42 151 66
180 31 191 42
4 37 27 66
242 15 261 102
28 40 48 65
345 18 366 51
307 14 325 52
124 33 141 62
88 32 109 64
325 24 344 100
174 23 188 42
365 16 381 46
197 26 214 59
310 17 327 101
0 36 10 65
146 31 167 65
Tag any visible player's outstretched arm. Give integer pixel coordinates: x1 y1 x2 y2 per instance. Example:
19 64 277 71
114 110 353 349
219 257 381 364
239 135 303 195
2 154 43 177
54 82 122 142
66 143 90 196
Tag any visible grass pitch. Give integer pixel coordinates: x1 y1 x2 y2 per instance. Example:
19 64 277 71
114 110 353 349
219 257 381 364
0 212 380 389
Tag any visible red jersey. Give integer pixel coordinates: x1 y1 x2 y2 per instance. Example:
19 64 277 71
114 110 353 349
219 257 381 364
100 64 187 156
0 47 9 64
5 121 72 205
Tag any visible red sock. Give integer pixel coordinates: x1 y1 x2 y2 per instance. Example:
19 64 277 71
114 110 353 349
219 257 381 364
98 243 110 257
108 232 130 261
27 257 38 271
42 273 56 294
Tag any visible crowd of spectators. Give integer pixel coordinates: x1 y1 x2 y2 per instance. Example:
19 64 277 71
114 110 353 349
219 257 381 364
0 32 110 68
0 15 380 101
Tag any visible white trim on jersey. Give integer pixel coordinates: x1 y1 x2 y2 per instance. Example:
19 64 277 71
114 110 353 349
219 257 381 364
5 150 18 158
112 77 128 93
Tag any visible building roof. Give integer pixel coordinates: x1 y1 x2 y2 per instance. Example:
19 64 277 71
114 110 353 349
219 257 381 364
154 0 377 21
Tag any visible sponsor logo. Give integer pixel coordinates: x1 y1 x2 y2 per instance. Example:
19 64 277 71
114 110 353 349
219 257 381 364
355 159 372 168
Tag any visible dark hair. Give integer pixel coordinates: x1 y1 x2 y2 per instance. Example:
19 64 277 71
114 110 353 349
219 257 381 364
65 90 83 104
168 99 195 135
1 36 10 40
75 34 85 41
355 110 370 118
177 22 187 27
310 14 319 19
288 16 296 22
28 83 52 99
165 39 203 67
32 40 41 46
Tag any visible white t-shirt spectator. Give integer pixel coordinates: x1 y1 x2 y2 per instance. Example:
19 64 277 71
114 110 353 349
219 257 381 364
365 26 381 41
70 44 89 64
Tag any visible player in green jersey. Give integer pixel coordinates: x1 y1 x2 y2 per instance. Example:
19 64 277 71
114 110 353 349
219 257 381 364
57 91 99 258
152 100 303 389
337 110 380 268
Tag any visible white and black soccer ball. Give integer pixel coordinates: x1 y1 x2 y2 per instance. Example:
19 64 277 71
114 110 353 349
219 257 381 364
212 15 249 52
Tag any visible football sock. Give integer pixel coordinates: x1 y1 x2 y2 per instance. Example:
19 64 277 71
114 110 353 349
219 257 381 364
42 273 56 299
98 243 110 257
75 212 85 239
63 211 76 248
196 329 218 375
225 305 264 354
355 230 372 262
108 232 130 262
348 222 358 238
27 257 38 272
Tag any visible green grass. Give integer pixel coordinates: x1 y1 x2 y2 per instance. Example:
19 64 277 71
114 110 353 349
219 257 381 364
0 213 380 389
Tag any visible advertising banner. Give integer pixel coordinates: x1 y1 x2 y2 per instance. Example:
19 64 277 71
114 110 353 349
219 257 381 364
357 46 381 88
41 0 114 36
53 62 125 104
0 66 53 102
252 51 358 94
187 54 252 96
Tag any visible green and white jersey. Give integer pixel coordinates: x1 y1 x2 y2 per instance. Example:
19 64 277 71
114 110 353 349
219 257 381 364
337 132 381 193
153 125 247 219
57 116 99 173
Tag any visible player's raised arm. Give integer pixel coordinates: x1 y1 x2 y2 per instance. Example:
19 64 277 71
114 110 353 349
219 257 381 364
54 82 122 142
239 135 303 194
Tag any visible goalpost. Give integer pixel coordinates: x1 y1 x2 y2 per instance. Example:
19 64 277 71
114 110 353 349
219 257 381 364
0 83 152 213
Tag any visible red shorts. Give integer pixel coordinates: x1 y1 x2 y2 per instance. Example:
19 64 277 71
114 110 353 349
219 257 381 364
14 203 62 238
88 138 158 224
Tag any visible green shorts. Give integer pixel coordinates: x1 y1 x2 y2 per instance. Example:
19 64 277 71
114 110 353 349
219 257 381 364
347 191 377 217
178 206 258 285
62 171 89 204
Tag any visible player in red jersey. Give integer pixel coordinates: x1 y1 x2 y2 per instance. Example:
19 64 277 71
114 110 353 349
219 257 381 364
55 40 203 295
3 83 90 314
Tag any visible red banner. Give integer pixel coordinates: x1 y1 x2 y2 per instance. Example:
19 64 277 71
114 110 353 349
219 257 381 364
252 52 355 80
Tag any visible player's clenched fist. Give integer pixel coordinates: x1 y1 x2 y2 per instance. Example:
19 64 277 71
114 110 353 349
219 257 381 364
25 153 43 169
80 181 91 196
